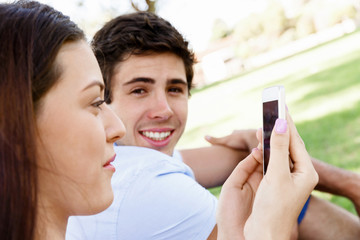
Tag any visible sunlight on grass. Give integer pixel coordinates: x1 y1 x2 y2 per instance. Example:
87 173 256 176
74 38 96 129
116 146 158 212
178 31 360 214
291 84 360 122
355 136 360 144
179 31 360 149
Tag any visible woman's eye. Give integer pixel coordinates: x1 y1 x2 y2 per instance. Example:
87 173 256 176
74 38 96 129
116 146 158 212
92 99 105 109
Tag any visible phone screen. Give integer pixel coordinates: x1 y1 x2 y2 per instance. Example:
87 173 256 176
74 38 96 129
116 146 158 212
263 100 278 174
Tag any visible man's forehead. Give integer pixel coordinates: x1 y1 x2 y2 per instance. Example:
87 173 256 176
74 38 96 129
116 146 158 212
110 53 188 87
121 77 187 86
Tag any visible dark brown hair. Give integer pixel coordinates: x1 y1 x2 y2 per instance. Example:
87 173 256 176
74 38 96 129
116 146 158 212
0 1 84 239
91 11 196 103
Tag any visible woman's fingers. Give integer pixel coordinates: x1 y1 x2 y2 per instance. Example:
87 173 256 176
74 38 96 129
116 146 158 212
256 128 263 151
287 113 311 170
286 112 319 187
225 148 263 189
266 118 291 177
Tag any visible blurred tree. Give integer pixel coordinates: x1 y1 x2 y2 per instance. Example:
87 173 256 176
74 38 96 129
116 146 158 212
211 18 232 41
295 0 356 38
261 0 287 38
211 0 359 60
233 13 263 43
295 11 316 38
131 0 157 13
231 0 288 58
76 0 84 7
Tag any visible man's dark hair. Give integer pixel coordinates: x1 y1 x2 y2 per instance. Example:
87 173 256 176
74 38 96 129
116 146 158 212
92 11 196 103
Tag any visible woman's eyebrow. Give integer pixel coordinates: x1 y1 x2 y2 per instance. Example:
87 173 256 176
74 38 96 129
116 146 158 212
82 80 105 92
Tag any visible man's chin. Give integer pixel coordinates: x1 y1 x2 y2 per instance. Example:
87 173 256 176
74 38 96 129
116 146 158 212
142 143 174 156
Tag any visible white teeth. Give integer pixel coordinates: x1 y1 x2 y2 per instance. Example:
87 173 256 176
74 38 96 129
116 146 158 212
141 131 171 141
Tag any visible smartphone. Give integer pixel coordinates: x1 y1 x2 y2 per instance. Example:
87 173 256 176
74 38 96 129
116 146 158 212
262 85 286 175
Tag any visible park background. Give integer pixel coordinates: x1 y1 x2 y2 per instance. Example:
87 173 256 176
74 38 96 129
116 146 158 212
4 0 359 214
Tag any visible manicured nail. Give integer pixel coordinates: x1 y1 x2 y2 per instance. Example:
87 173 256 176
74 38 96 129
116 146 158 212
252 147 258 153
275 118 287 134
285 104 289 112
205 135 211 141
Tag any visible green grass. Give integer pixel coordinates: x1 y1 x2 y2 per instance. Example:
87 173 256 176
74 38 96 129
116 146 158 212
178 30 360 215
296 102 360 215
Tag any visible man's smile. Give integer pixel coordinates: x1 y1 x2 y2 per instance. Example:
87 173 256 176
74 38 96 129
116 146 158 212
140 130 172 141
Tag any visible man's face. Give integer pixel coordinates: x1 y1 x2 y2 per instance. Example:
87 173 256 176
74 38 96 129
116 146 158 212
109 52 188 156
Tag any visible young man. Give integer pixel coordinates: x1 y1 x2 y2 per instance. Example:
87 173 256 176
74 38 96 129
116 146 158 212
66 12 360 240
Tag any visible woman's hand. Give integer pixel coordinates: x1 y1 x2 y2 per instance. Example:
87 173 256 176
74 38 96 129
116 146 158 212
216 145 263 240
244 113 318 240
216 112 318 240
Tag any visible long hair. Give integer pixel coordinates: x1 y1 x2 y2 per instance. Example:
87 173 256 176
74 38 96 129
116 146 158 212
91 11 196 103
0 1 84 239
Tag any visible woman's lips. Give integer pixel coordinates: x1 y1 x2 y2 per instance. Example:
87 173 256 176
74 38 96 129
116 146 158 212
103 154 116 172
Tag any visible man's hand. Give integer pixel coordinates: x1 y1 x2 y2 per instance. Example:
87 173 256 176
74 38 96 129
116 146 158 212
205 129 259 153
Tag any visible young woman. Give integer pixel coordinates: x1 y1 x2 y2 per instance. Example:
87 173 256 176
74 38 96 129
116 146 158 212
0 1 125 239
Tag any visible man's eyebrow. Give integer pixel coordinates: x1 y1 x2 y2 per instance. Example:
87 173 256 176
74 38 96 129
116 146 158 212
123 77 155 86
168 79 187 85
82 80 105 92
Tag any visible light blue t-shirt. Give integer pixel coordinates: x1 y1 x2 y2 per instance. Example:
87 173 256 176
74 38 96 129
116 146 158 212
66 146 217 240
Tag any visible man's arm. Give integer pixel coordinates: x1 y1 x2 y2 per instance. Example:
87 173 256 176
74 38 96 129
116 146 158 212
179 129 257 189
207 225 218 240
311 158 360 215
184 129 360 239
204 128 360 215
180 146 249 189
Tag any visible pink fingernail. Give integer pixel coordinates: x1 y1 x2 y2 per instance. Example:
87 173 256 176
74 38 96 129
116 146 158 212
275 118 287 134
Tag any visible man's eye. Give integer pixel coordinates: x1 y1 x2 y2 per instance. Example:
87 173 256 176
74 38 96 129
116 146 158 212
131 88 146 94
169 87 183 93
